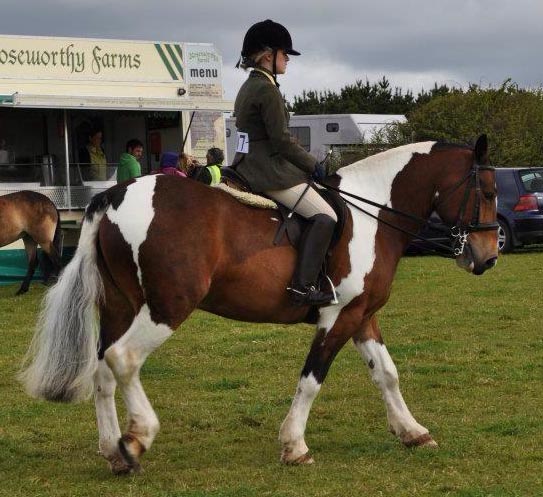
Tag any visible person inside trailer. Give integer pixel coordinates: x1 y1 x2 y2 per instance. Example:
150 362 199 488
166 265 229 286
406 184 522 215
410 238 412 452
79 128 108 180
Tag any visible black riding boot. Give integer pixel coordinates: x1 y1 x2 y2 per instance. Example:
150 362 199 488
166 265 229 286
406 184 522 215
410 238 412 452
287 213 337 306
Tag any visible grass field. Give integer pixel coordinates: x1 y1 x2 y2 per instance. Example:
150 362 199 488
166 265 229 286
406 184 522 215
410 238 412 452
0 252 542 497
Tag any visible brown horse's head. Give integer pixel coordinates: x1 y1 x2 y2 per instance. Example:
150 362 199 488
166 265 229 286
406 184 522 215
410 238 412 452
434 135 498 275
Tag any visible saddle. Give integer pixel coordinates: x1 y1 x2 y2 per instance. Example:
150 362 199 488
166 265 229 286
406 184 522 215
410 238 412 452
220 167 347 250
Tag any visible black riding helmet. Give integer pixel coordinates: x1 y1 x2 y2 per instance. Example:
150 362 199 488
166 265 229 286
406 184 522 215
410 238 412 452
236 19 300 81
241 19 300 58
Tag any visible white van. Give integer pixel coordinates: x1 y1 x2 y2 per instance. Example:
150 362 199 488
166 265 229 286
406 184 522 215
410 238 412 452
225 113 406 165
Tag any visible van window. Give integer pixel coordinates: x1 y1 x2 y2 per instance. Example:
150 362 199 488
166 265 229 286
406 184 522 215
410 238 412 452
326 123 339 133
288 126 310 151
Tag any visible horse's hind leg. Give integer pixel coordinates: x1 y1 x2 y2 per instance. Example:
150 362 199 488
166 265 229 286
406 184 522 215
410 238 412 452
104 305 175 473
94 359 129 474
16 235 38 295
94 275 136 474
352 315 437 448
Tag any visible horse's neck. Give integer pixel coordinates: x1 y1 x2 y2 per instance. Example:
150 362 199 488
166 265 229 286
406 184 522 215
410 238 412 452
338 142 437 225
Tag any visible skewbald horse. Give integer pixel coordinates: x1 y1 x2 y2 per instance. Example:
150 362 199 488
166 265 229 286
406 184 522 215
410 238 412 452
20 136 498 474
0 191 63 295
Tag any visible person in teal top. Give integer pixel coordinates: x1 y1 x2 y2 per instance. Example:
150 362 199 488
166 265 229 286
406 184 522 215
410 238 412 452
117 139 144 183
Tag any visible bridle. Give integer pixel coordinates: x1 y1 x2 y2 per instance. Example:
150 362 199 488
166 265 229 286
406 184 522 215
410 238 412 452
434 163 499 256
317 162 498 258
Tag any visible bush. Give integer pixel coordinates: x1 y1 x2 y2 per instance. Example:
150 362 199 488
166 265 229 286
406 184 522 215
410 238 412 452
377 81 543 166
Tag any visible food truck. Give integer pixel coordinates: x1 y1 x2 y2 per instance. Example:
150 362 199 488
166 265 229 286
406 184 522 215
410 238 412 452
0 34 232 283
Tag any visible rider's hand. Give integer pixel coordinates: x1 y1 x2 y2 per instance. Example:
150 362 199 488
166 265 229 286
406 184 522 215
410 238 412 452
311 161 327 182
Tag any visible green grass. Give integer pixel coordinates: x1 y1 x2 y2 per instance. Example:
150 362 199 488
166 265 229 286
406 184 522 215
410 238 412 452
1 253 543 496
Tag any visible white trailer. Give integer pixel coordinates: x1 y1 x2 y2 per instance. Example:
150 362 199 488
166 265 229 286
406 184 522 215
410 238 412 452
225 113 406 164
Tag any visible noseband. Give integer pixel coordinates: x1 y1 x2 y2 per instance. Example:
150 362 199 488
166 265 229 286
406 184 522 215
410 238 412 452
435 163 499 256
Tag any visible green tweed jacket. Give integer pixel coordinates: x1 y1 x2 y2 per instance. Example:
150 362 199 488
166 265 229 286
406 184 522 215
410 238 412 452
232 69 316 192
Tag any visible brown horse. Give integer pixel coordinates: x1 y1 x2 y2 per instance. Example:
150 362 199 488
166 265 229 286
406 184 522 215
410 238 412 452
0 191 63 295
20 136 498 474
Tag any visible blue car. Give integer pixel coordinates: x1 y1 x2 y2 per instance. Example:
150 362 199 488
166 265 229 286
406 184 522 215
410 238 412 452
406 167 543 254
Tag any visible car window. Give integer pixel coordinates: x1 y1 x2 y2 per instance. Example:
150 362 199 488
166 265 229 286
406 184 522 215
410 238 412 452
496 170 518 206
519 169 543 193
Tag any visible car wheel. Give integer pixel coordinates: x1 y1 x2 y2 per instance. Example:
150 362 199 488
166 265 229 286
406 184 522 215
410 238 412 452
498 219 512 253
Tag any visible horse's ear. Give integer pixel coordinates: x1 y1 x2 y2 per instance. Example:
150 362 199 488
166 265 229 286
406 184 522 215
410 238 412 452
474 134 488 164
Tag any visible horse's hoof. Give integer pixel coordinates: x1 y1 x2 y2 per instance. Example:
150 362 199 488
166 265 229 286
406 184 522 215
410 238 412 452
118 437 143 474
403 433 438 448
281 450 314 465
109 456 133 475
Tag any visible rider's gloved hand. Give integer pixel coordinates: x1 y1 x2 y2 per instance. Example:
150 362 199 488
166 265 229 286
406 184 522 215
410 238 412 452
311 161 327 182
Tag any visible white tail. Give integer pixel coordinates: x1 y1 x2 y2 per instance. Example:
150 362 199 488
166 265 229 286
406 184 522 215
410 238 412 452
19 208 106 402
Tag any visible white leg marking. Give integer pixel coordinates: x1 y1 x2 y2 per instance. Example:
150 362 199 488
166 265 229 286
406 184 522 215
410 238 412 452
354 339 431 443
279 373 321 462
104 304 173 452
94 359 121 459
107 175 158 285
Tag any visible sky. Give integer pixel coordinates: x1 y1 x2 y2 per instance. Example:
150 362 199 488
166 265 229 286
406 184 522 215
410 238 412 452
1 0 542 103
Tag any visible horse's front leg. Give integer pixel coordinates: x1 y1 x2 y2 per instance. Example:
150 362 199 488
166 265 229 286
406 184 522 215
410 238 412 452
279 312 355 464
353 315 437 448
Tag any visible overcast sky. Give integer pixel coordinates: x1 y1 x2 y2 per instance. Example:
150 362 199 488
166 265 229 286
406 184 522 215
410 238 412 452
1 0 542 103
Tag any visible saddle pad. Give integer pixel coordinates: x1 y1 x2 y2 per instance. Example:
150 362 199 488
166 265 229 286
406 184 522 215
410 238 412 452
214 183 278 209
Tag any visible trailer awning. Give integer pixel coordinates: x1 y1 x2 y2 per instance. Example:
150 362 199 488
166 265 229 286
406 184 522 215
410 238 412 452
1 92 233 112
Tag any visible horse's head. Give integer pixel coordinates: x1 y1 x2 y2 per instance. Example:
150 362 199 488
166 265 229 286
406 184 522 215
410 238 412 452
433 135 498 275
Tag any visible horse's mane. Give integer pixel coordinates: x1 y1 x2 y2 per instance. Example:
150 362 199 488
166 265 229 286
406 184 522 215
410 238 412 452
432 141 473 151
337 140 473 175
337 142 434 174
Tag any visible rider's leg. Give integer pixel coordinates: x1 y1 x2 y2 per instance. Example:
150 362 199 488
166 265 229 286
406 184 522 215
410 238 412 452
265 183 338 306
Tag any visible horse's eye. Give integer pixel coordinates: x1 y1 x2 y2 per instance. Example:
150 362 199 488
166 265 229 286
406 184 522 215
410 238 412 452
484 191 495 200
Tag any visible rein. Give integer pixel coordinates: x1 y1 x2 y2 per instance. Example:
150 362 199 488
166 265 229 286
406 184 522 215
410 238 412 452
317 163 497 258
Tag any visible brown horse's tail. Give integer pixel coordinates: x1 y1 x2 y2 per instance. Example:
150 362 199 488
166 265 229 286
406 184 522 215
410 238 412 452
19 200 107 403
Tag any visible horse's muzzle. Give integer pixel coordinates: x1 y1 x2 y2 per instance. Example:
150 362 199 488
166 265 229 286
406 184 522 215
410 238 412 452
456 245 498 275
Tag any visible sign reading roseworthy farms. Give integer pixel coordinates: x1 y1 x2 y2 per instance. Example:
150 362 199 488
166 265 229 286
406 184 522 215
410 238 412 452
0 34 187 83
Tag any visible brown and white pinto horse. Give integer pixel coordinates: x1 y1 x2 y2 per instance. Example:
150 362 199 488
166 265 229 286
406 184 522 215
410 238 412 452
0 191 63 295
20 136 498 474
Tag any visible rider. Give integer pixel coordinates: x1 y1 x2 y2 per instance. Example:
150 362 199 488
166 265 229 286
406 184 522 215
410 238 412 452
232 19 337 306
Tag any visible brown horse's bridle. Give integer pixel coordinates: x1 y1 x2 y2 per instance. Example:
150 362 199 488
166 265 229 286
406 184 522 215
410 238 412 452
317 162 499 258
434 163 499 256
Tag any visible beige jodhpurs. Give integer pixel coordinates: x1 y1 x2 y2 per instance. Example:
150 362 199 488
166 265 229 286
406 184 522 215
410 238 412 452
264 183 337 222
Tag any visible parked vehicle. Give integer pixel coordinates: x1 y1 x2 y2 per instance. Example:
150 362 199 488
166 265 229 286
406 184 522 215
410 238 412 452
495 167 543 252
225 114 406 165
407 167 543 254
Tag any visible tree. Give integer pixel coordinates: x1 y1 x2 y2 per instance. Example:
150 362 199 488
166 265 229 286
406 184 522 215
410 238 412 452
289 77 422 115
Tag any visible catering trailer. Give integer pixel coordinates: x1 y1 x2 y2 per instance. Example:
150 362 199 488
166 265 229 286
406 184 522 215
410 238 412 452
0 34 232 283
